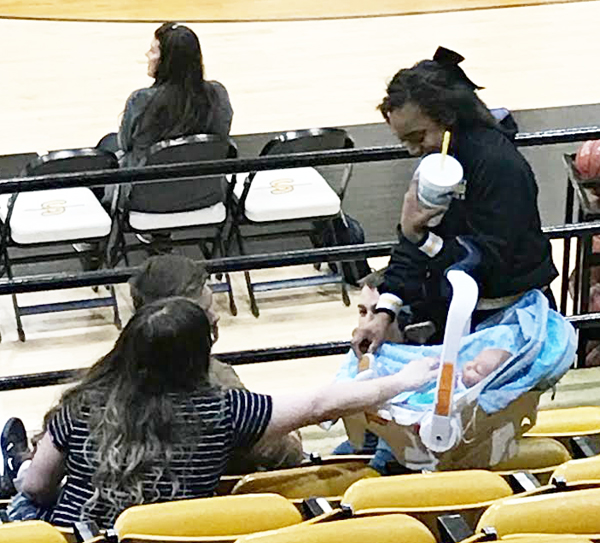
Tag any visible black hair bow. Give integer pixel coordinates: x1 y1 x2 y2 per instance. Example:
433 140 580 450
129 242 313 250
433 46 483 90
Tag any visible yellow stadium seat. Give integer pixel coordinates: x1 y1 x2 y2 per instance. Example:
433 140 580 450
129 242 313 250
551 454 600 483
525 407 600 438
0 521 70 543
114 493 303 543
475 486 600 537
492 437 572 484
236 513 436 543
230 461 379 500
340 469 513 539
461 535 598 543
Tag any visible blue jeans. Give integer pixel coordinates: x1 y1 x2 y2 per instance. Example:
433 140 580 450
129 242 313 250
332 432 396 475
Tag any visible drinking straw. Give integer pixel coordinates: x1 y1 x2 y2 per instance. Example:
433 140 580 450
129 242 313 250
441 130 451 168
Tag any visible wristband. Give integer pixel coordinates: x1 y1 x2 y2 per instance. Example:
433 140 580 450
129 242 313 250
418 232 444 258
375 293 403 323
373 307 396 322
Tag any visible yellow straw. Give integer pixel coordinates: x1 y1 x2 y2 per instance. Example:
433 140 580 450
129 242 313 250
441 130 451 168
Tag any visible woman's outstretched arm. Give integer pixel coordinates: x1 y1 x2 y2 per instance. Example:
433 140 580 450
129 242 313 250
261 357 439 441
19 433 65 506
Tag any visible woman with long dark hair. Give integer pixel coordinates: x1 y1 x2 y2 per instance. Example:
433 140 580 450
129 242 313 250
118 22 233 167
19 297 437 528
352 46 558 354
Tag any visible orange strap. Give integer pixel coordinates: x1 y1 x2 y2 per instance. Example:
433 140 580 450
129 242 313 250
434 362 454 416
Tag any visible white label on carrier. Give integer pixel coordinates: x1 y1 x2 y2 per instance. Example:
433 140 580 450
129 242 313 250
490 422 516 466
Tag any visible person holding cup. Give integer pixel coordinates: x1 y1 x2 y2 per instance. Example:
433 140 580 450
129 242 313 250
352 46 558 356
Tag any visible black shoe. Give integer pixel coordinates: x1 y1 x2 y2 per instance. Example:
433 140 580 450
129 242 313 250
1 418 29 497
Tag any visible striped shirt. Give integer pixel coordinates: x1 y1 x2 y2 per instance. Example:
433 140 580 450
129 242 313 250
48 388 272 528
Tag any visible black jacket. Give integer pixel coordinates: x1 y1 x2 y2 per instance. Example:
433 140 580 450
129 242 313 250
381 124 558 321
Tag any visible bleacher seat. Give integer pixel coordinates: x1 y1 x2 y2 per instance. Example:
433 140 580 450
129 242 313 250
113 493 303 543
235 514 436 543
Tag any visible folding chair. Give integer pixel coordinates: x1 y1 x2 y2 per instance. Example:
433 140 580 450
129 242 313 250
0 148 121 341
229 127 355 317
113 493 303 543
109 134 239 315
235 514 436 543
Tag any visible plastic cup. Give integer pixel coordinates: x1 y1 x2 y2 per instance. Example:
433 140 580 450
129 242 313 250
417 153 463 208
416 153 463 227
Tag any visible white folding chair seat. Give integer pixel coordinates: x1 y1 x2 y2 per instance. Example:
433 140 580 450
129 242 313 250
128 201 227 231
0 188 111 245
233 167 341 223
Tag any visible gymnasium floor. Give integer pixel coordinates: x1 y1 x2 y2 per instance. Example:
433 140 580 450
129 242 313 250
1 0 600 453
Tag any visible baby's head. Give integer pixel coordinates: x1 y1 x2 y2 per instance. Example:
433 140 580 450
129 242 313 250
462 348 512 388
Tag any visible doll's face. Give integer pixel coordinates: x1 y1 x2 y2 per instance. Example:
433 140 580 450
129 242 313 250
462 349 511 387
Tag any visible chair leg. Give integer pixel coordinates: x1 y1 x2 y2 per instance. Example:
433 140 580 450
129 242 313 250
216 234 237 317
3 251 25 341
108 286 122 330
326 220 351 307
234 227 259 317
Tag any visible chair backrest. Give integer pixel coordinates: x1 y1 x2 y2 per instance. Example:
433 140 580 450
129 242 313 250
128 134 237 214
259 128 354 156
231 461 379 500
256 128 355 201
476 486 600 537
114 493 303 542
551 454 600 484
0 521 70 543
24 148 119 176
236 514 436 543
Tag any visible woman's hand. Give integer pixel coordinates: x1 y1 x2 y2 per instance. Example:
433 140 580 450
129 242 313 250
351 312 392 356
395 356 440 390
400 181 446 243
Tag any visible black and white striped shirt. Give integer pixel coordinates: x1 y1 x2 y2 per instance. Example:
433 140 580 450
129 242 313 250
48 388 272 528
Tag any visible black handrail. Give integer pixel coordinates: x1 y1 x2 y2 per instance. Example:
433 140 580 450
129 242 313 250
2 126 600 195
0 308 597 392
1 221 599 296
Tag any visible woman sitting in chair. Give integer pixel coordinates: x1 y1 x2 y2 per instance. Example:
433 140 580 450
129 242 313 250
18 298 438 529
118 22 233 168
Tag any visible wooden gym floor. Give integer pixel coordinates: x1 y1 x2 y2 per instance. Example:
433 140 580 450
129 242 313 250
1 0 600 452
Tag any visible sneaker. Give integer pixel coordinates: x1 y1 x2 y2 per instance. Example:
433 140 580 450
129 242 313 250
0 418 29 497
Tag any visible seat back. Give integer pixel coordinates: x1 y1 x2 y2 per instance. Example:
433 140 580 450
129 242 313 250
551 454 600 483
260 128 354 156
114 493 303 542
24 148 119 176
492 437 572 484
128 134 237 213
342 469 513 539
236 514 436 543
0 521 70 543
231 461 379 500
525 406 600 438
255 128 354 201
476 486 600 537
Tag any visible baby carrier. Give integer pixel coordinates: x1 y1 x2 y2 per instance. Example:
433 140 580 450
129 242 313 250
341 240 576 471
